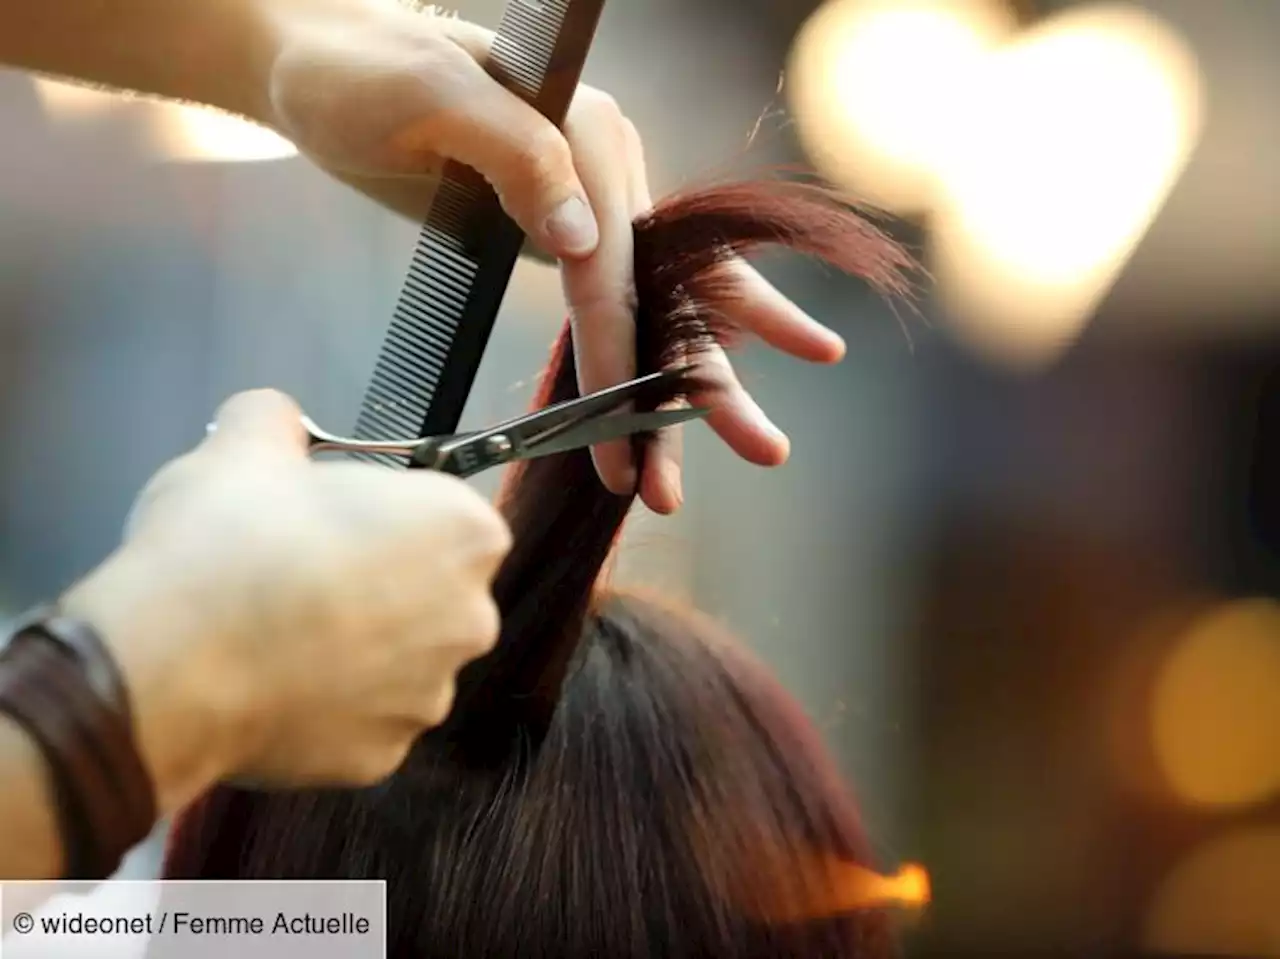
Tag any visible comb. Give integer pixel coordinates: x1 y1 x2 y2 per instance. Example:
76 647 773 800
351 0 607 466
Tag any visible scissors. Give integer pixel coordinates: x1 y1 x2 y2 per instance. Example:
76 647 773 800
299 369 709 478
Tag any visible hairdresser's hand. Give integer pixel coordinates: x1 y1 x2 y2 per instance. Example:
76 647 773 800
61 389 509 811
261 1 844 513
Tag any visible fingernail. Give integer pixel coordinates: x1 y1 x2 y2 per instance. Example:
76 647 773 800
543 196 598 257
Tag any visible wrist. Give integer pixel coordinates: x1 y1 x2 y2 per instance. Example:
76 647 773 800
252 0 395 131
58 547 262 815
199 0 287 126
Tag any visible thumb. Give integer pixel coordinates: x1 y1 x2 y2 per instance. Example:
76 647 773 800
422 26 599 259
203 389 309 458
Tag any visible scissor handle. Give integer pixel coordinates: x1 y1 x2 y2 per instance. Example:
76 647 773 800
300 414 521 476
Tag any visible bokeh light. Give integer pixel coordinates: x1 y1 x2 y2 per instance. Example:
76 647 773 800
1145 826 1280 957
33 76 297 164
929 3 1205 370
32 77 126 121
786 0 1017 215
1150 598 1280 809
144 103 298 163
826 860 932 913
758 857 931 924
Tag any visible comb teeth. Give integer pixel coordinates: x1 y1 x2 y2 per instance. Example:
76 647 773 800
492 1 569 99
351 0 604 469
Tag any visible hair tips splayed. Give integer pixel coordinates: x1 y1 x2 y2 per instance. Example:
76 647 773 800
162 177 918 958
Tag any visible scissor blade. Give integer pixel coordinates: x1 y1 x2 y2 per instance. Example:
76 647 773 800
516 406 710 461
504 367 695 442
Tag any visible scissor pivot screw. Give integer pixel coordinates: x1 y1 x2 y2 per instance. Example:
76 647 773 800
485 434 513 458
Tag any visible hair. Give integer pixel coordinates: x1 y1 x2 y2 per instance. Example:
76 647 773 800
162 177 917 957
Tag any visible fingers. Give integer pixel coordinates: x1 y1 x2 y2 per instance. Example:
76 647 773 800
416 676 459 731
561 92 652 496
689 347 791 467
416 22 599 259
400 471 513 572
416 595 501 717
726 260 847 364
377 21 823 500
204 389 309 459
610 118 690 514
421 97 598 257
638 398 686 515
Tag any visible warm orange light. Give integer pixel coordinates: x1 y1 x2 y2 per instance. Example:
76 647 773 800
32 77 125 120
1145 827 1280 957
887 862 932 908
144 102 298 163
1150 598 1280 809
821 860 932 914
762 858 932 924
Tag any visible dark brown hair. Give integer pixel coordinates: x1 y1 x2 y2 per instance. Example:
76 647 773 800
163 178 916 957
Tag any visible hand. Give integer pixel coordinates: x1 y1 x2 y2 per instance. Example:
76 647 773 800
261 1 846 513
62 389 509 809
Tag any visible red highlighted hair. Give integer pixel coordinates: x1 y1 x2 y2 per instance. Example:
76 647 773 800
163 177 916 958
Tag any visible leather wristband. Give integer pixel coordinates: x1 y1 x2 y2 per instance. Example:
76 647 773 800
0 605 157 879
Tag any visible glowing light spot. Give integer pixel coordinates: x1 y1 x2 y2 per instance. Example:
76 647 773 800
819 860 932 915
888 862 932 908
930 3 1204 369
1150 598 1280 809
32 77 125 120
787 0 1017 214
1145 827 1280 957
762 858 931 924
145 102 298 164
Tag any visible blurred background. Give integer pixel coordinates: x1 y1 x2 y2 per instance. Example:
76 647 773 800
1 0 1278 956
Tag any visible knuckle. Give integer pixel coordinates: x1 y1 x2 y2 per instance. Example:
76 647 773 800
406 469 479 515
427 477 510 558
419 679 457 728
469 508 512 565
511 125 575 193
467 597 502 655
619 115 643 154
339 754 385 787
137 457 186 500
240 386 291 405
575 87 625 127
130 452 201 516
434 596 500 665
568 89 635 154
353 742 410 785
215 387 294 422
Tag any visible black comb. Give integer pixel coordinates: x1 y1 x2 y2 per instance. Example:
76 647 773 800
351 0 606 465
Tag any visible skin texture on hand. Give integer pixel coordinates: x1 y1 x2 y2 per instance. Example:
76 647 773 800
0 0 851 510
75 390 509 808
258 1 850 513
1 388 508 879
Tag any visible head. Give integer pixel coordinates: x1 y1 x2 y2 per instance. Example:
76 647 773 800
164 177 916 958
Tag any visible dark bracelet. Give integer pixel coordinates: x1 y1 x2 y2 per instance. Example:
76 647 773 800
0 605 157 880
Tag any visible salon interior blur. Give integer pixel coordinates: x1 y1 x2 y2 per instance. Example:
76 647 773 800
1 0 1277 956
